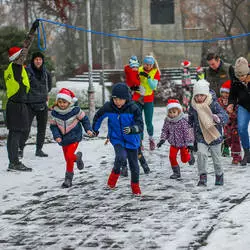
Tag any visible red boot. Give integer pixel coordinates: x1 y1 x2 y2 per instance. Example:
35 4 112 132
107 171 120 189
131 182 142 195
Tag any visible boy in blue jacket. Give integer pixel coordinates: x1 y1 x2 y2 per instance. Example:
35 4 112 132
50 88 93 188
93 83 144 195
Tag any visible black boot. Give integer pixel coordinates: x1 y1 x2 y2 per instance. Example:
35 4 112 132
138 153 150 174
170 166 181 179
76 152 84 170
18 149 24 159
61 172 74 188
241 148 250 166
36 149 48 157
188 151 195 165
197 174 207 186
7 162 32 172
120 164 128 177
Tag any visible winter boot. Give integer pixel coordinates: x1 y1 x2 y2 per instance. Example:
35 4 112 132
215 173 224 186
138 153 150 174
197 174 207 186
222 144 230 157
76 151 84 170
61 172 74 188
7 162 32 172
131 182 141 196
107 171 120 189
18 149 23 159
188 151 195 166
120 164 128 177
35 149 48 157
149 138 156 151
170 166 181 179
241 148 250 166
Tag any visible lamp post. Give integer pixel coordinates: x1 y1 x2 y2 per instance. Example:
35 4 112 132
86 0 95 122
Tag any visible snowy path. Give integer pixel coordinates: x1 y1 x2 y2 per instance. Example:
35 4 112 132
0 107 250 250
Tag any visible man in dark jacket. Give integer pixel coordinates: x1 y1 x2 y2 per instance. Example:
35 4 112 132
19 52 52 157
4 20 39 171
205 53 233 97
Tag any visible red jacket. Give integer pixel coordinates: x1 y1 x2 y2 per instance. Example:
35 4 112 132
124 65 140 88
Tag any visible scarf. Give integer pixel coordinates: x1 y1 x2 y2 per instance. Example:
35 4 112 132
191 94 220 144
53 105 74 115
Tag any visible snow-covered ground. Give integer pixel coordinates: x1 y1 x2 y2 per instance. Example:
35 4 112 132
1 107 250 250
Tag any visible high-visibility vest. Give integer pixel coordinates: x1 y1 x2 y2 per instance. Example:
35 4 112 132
138 66 158 96
4 62 30 98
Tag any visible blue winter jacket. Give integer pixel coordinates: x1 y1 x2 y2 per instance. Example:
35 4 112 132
93 100 143 149
50 106 92 146
188 91 228 146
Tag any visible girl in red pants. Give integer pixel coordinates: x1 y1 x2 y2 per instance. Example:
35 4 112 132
157 99 195 179
50 88 93 188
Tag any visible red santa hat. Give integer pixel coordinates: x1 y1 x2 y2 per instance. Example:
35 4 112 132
56 88 78 103
220 80 231 93
196 66 204 73
8 46 23 61
166 99 182 112
181 60 191 68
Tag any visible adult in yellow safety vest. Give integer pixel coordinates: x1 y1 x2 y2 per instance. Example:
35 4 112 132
4 20 39 172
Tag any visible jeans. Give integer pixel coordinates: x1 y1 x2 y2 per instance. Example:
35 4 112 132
237 105 250 149
113 144 139 183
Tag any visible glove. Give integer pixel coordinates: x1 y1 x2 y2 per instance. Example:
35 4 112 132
31 19 40 30
157 139 165 148
130 86 140 91
187 145 194 151
139 85 146 96
123 127 132 134
212 114 220 123
93 131 99 137
123 126 138 134
139 71 149 78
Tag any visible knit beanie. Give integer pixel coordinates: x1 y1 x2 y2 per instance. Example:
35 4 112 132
220 80 231 93
235 57 249 78
193 79 210 96
143 56 155 65
112 83 131 100
129 55 139 68
56 88 78 103
166 99 182 113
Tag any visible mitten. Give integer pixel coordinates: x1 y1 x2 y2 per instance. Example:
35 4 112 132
130 86 140 91
139 85 146 96
212 114 220 123
139 71 149 78
157 139 165 148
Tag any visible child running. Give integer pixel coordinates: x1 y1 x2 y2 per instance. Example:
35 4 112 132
157 99 195 179
189 80 228 186
50 88 93 188
218 80 242 164
92 83 144 195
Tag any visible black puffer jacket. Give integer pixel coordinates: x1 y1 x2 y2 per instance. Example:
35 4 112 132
25 63 52 104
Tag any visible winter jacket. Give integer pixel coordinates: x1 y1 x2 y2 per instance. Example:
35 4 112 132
50 106 91 146
189 91 228 145
228 79 250 112
92 100 143 149
205 61 232 97
26 64 52 104
160 113 194 148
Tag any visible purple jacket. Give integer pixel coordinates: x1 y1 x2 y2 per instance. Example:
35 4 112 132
160 113 194 148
